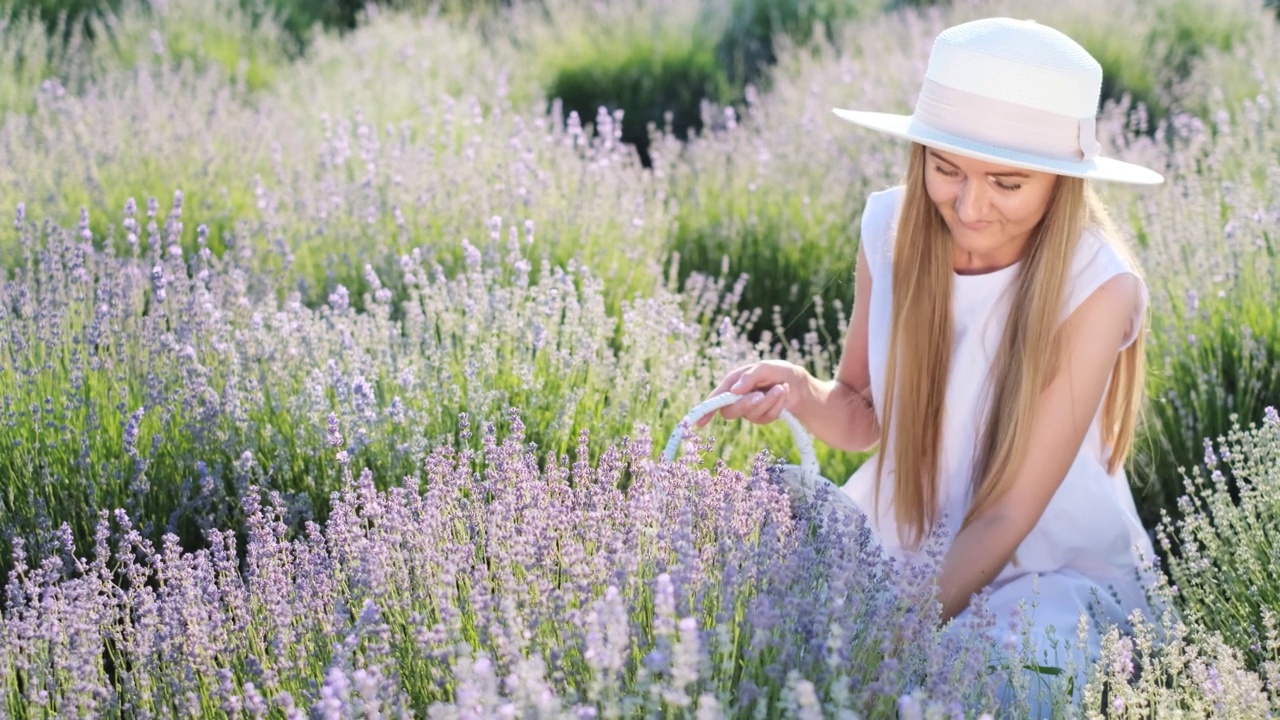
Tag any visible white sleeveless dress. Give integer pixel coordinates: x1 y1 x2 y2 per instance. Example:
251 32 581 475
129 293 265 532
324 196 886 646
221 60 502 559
839 186 1158 710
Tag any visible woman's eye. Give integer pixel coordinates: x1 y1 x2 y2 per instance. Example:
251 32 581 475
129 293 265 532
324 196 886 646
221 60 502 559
933 164 959 177
994 180 1022 191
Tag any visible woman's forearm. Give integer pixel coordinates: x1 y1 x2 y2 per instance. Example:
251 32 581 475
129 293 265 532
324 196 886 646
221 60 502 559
937 513 1022 622
791 374 881 453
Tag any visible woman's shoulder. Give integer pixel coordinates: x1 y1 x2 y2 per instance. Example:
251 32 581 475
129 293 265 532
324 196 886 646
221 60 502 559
1068 228 1143 294
859 185 905 279
1065 227 1148 348
861 185 905 231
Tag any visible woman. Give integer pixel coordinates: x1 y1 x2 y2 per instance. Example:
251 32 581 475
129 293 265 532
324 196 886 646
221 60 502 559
699 17 1164 712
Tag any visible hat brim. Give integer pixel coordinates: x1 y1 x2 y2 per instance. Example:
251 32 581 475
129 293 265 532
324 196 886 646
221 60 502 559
832 108 1164 185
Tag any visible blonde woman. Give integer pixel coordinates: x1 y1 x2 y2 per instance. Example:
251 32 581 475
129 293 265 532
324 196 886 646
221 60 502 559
700 17 1164 711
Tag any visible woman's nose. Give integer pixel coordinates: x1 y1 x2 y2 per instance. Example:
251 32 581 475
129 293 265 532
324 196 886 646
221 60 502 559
955 180 989 221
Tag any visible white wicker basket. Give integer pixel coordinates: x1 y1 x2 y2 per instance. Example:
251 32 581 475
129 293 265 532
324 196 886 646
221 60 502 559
661 392 820 481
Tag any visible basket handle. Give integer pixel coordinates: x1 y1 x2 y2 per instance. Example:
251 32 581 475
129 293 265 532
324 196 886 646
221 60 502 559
661 392 820 477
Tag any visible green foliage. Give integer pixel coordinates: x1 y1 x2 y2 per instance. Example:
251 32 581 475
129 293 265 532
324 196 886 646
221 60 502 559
5 0 531 62
1118 78 1280 528
1156 412 1280 671
0 209 800 569
1034 0 1256 125
0 9 79 116
0 61 277 276
540 3 732 165
1135 277 1280 530
6 0 338 52
535 0 892 164
0 0 295 122
715 0 886 87
657 10 920 355
261 0 364 42
388 0 515 18
85 0 297 91
668 177 860 346
2 0 120 43
1176 8 1280 124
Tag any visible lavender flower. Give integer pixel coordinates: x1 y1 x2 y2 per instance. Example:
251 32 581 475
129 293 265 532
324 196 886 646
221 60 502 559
122 407 145 459
151 264 166 303
79 207 92 242
327 413 343 448
0 421 1206 717
328 285 350 313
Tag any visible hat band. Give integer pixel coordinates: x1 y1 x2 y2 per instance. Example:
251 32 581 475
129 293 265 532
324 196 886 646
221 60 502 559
913 78 1101 163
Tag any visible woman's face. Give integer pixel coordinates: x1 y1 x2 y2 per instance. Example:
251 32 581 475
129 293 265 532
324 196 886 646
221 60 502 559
922 148 1058 273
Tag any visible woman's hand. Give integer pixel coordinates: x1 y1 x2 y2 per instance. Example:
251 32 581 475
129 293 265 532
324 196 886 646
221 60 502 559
696 360 807 428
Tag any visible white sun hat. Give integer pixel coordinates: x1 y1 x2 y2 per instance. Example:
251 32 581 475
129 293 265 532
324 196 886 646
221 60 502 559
833 17 1164 185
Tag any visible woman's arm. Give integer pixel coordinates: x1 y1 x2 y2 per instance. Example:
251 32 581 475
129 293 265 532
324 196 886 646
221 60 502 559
795 244 881 451
936 272 1144 622
699 245 881 453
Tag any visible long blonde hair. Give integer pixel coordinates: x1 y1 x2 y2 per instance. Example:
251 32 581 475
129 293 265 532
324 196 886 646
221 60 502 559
876 143 1146 549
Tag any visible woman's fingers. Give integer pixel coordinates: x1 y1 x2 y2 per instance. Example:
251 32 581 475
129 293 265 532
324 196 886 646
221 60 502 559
696 367 752 427
697 365 755 427
706 367 747 400
721 384 788 425
705 394 742 424
729 364 772 395
723 391 764 421
743 383 789 424
695 361 796 427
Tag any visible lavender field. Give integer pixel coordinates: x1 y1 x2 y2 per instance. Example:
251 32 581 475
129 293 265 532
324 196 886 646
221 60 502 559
1 0 1280 716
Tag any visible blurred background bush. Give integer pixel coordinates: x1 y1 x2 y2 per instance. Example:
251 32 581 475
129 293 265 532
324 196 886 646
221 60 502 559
8 0 1275 149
